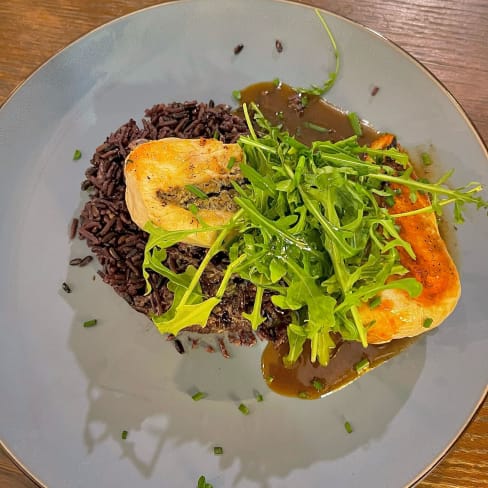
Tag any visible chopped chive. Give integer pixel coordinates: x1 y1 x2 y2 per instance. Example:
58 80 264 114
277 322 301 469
73 149 82 160
121 430 128 440
301 95 309 107
213 129 219 140
272 78 281 87
369 296 381 309
354 358 370 373
303 121 329 133
267 376 274 383
276 111 284 120
298 391 309 399
255 392 264 402
185 184 208 199
385 195 395 207
238 403 249 415
423 317 434 328
421 152 433 166
347 112 363 137
197 475 213 488
344 421 353 434
312 379 324 391
364 319 376 329
213 446 223 455
232 90 241 101
192 391 207 401
188 203 199 215
227 156 236 170
83 319 97 328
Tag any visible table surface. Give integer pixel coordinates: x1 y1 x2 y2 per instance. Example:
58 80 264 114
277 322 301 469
0 0 487 486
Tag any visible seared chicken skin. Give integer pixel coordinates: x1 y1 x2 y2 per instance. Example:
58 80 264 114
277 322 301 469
362 134 461 342
124 135 460 343
125 138 243 247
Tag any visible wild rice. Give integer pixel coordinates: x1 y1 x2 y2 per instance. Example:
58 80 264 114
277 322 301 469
76 100 289 347
70 218 79 240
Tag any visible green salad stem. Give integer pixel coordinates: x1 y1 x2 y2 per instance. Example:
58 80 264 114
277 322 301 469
141 102 488 366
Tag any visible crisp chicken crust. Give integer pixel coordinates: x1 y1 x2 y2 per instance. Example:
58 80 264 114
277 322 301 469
362 134 461 343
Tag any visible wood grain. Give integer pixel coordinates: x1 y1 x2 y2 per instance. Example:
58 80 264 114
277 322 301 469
0 1 486 487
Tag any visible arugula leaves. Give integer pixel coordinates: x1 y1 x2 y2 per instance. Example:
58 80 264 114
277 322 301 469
296 9 340 98
141 103 488 366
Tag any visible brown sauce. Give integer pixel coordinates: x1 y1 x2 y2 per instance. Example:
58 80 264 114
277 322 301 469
262 338 417 399
240 80 419 399
240 81 377 146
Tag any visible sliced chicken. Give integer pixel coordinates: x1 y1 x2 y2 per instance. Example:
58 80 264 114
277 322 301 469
124 138 243 247
362 134 461 342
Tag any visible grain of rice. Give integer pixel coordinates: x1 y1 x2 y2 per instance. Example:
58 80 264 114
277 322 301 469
70 218 79 240
79 256 93 267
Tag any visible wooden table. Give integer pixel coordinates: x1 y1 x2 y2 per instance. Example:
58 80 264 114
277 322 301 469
0 0 486 486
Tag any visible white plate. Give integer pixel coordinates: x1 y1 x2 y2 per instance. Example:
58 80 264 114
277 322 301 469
1 1 487 487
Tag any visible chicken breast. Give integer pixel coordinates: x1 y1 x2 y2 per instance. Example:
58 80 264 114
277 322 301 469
125 135 460 343
124 138 243 247
362 134 461 342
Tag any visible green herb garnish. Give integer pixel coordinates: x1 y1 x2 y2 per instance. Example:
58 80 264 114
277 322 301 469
303 121 329 133
197 475 213 488
423 317 434 328
312 379 324 391
344 421 353 434
298 391 310 399
227 156 236 169
238 403 250 415
121 430 128 440
354 358 370 373
141 102 487 367
421 152 433 166
368 296 381 309
213 446 223 455
73 149 82 160
296 9 340 97
256 392 264 402
83 319 97 328
192 391 207 401
185 184 208 199
347 112 363 137
273 78 281 87
232 90 242 101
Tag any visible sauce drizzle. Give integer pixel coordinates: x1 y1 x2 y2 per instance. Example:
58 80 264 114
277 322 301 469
240 80 419 399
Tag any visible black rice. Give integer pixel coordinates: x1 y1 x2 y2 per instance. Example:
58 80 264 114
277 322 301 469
62 282 72 293
174 339 185 354
77 100 289 347
70 218 79 240
233 43 244 55
79 255 94 267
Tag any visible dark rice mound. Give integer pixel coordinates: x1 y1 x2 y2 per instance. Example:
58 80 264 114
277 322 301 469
77 100 290 347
